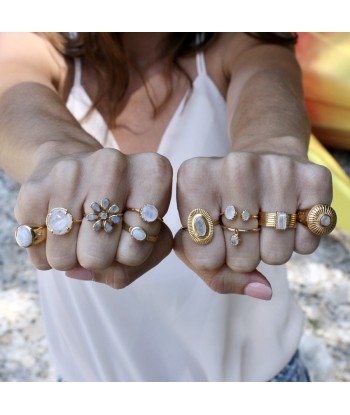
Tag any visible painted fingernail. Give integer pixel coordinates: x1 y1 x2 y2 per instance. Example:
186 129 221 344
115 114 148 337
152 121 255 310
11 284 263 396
244 282 272 300
65 268 93 281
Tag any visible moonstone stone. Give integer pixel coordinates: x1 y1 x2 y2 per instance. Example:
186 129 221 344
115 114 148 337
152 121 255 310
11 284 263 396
101 198 110 210
194 216 207 237
320 214 331 227
99 212 108 220
140 204 158 222
110 215 121 224
225 205 237 220
276 211 287 230
16 225 33 248
230 234 240 246
241 210 250 222
91 202 101 212
47 208 73 235
87 213 99 221
104 222 113 233
131 227 146 241
109 205 120 214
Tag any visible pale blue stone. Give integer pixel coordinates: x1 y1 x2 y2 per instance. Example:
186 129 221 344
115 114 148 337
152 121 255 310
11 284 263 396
109 204 120 214
101 198 110 210
16 225 33 248
104 221 113 233
131 227 146 241
87 213 99 221
91 202 101 213
110 215 121 224
141 204 158 222
194 216 207 237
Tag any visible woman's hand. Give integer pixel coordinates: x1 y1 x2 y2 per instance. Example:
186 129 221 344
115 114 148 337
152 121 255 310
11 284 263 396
174 150 332 299
15 148 173 288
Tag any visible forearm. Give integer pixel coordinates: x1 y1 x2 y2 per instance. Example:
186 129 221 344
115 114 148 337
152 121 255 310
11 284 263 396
0 82 101 183
227 45 310 158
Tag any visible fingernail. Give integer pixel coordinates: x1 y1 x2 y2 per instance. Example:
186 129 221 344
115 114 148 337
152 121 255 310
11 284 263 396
244 283 272 300
65 268 92 281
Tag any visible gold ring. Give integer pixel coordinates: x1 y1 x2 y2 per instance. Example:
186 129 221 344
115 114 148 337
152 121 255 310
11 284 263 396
258 211 296 230
125 204 163 223
219 206 258 222
183 208 220 245
122 222 158 242
15 225 47 248
85 198 123 233
221 224 261 246
297 204 337 236
46 208 82 235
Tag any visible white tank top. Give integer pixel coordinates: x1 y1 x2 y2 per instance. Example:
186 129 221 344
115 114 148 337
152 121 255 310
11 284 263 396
37 52 304 381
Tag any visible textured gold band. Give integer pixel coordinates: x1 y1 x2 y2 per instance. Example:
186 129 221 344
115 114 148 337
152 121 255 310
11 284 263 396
258 211 297 230
122 221 158 242
297 204 337 236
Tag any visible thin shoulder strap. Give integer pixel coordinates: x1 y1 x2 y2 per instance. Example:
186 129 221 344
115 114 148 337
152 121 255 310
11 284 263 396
195 33 207 76
73 57 83 87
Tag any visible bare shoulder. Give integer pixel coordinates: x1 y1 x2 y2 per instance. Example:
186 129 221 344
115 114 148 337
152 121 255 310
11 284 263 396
205 33 298 97
0 33 68 96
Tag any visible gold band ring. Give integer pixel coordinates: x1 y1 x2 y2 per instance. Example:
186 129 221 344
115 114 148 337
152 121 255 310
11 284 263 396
258 211 297 230
125 204 163 223
221 224 261 246
297 204 337 236
85 198 123 233
46 208 82 235
183 208 220 245
122 222 158 242
15 225 47 248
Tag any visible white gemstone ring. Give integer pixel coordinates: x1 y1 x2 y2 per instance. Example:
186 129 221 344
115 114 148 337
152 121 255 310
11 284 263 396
183 208 220 245
15 224 47 248
122 222 158 242
46 207 83 236
221 225 261 247
258 211 297 230
85 198 123 233
220 206 258 222
125 204 163 223
296 204 337 236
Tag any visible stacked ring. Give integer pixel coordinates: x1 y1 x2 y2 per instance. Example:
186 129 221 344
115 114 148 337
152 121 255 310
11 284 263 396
221 224 261 246
122 222 158 242
258 211 296 230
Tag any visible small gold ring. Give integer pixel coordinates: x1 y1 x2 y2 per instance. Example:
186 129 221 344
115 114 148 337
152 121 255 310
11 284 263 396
183 208 220 245
125 204 163 223
15 225 47 248
122 221 158 242
221 224 260 247
258 211 297 230
85 198 123 233
46 208 82 236
297 204 337 236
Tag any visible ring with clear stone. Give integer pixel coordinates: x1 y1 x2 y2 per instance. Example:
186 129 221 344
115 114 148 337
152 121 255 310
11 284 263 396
46 207 83 236
219 206 258 222
296 204 337 236
125 204 163 223
220 224 261 247
258 211 297 230
15 224 47 248
84 198 123 233
122 221 158 242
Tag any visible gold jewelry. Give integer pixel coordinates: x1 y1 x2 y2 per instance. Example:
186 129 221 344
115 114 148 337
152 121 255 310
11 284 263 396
220 205 238 220
241 210 258 222
125 204 163 223
183 208 220 245
297 204 337 236
46 208 82 236
122 222 158 242
85 198 123 233
258 211 296 230
221 224 261 246
15 225 47 248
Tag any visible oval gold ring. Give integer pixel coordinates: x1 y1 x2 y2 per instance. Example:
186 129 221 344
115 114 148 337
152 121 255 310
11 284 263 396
182 208 220 245
122 222 158 242
296 204 337 236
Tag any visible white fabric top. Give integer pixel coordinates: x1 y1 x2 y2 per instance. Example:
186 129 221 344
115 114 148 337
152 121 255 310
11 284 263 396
37 51 304 381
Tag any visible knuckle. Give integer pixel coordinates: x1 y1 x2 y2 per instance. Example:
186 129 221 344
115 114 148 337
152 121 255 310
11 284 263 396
94 148 127 176
190 254 221 273
48 255 78 271
261 250 292 265
116 249 150 267
78 253 113 271
177 158 203 188
226 256 260 273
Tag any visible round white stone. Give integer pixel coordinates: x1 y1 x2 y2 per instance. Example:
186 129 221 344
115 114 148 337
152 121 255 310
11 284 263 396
320 214 331 227
131 227 146 241
140 204 158 222
16 225 33 248
241 210 250 222
47 208 73 235
194 216 207 237
230 234 240 246
225 205 237 220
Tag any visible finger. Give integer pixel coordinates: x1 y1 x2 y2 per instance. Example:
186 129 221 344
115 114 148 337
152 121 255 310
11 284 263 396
259 157 297 265
77 149 127 270
69 222 173 288
176 158 225 272
220 153 260 272
295 163 333 254
174 230 272 299
116 153 172 266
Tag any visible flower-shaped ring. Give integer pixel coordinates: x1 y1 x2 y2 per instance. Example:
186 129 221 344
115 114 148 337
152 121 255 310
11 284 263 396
85 198 123 233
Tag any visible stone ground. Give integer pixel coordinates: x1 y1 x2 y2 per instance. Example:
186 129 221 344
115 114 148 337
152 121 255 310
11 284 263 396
0 148 349 382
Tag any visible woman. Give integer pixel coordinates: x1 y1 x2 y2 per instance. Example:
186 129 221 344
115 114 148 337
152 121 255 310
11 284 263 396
0 33 332 381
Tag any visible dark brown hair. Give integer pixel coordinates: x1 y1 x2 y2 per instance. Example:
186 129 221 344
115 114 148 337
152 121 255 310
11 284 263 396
40 32 296 126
